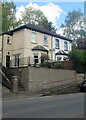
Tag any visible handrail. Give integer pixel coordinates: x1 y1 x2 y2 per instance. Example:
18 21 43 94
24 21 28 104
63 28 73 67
0 69 10 82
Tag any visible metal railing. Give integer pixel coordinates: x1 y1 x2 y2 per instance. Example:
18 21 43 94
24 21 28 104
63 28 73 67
10 57 31 67
0 63 11 89
9 57 49 68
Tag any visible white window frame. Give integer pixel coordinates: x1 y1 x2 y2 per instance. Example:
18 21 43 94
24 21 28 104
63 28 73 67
33 53 39 64
55 39 59 49
31 32 37 43
63 57 69 61
64 41 68 51
13 54 20 67
44 36 48 46
57 56 62 61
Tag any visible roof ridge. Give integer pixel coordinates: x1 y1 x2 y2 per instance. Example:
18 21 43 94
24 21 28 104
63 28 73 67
1 23 72 42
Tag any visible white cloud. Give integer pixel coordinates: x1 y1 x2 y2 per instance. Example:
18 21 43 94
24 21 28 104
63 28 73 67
16 5 25 21
16 3 65 35
26 2 40 9
56 28 64 36
16 3 64 24
40 3 63 26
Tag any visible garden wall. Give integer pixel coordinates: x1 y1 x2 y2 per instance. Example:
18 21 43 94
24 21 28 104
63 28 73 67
29 67 77 92
8 67 84 92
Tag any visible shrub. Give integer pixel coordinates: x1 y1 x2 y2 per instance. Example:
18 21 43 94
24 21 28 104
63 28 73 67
54 62 64 69
68 49 86 73
45 62 52 68
41 54 49 63
40 62 52 68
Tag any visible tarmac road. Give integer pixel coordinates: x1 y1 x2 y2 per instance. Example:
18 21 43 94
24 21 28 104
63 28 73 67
2 93 84 118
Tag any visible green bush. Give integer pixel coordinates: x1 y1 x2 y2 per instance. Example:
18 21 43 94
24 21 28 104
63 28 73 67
54 62 64 69
41 54 49 63
45 62 52 68
68 49 86 73
40 62 52 68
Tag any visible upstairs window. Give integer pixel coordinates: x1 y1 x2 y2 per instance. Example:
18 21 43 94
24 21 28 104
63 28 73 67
64 41 68 51
7 37 11 45
44 36 48 46
55 39 59 49
31 33 36 43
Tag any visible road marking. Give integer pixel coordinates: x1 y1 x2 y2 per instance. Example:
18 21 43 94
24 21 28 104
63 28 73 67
2 95 53 103
2 93 84 103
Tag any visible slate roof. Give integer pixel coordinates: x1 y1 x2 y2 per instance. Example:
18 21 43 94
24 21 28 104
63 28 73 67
55 50 68 55
32 45 48 52
1 23 72 42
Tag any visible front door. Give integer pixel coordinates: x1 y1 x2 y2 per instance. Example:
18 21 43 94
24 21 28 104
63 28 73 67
6 55 10 67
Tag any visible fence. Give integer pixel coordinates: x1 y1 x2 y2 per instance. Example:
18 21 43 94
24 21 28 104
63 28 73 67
10 57 31 67
9 57 50 68
10 57 37 67
53 61 73 70
8 57 73 70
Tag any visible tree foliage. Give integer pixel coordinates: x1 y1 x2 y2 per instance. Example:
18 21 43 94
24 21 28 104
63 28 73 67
1 2 56 33
61 10 86 40
68 49 86 73
41 53 49 63
21 7 56 32
1 2 17 33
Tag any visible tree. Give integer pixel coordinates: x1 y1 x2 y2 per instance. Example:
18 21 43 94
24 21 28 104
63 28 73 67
41 53 49 63
76 37 86 49
39 19 56 33
61 9 85 40
21 7 56 32
68 49 86 73
1 1 17 33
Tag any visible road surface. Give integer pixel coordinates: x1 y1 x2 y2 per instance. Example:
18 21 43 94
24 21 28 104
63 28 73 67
2 93 84 118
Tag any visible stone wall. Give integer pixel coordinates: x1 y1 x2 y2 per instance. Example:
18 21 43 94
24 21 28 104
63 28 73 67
77 74 84 82
8 67 84 93
28 67 80 92
8 67 29 91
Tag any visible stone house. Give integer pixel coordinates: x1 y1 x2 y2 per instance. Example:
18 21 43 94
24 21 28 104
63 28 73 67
0 24 72 67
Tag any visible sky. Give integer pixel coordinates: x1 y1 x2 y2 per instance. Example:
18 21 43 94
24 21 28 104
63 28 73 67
14 2 85 35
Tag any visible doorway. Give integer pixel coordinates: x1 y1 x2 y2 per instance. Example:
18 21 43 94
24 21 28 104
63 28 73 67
6 55 10 67
34 55 38 64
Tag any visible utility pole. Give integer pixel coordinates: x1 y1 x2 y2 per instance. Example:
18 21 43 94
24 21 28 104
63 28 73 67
2 35 3 66
84 1 86 79
84 1 86 30
51 36 53 64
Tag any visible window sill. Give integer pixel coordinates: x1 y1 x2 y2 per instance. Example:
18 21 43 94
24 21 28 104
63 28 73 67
64 49 68 51
43 44 48 47
31 42 37 44
55 47 59 49
7 43 11 45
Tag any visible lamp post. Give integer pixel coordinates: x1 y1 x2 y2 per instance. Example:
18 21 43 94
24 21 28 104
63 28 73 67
2 35 3 66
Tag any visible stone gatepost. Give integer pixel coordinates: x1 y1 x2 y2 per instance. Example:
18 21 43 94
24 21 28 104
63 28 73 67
11 76 19 93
